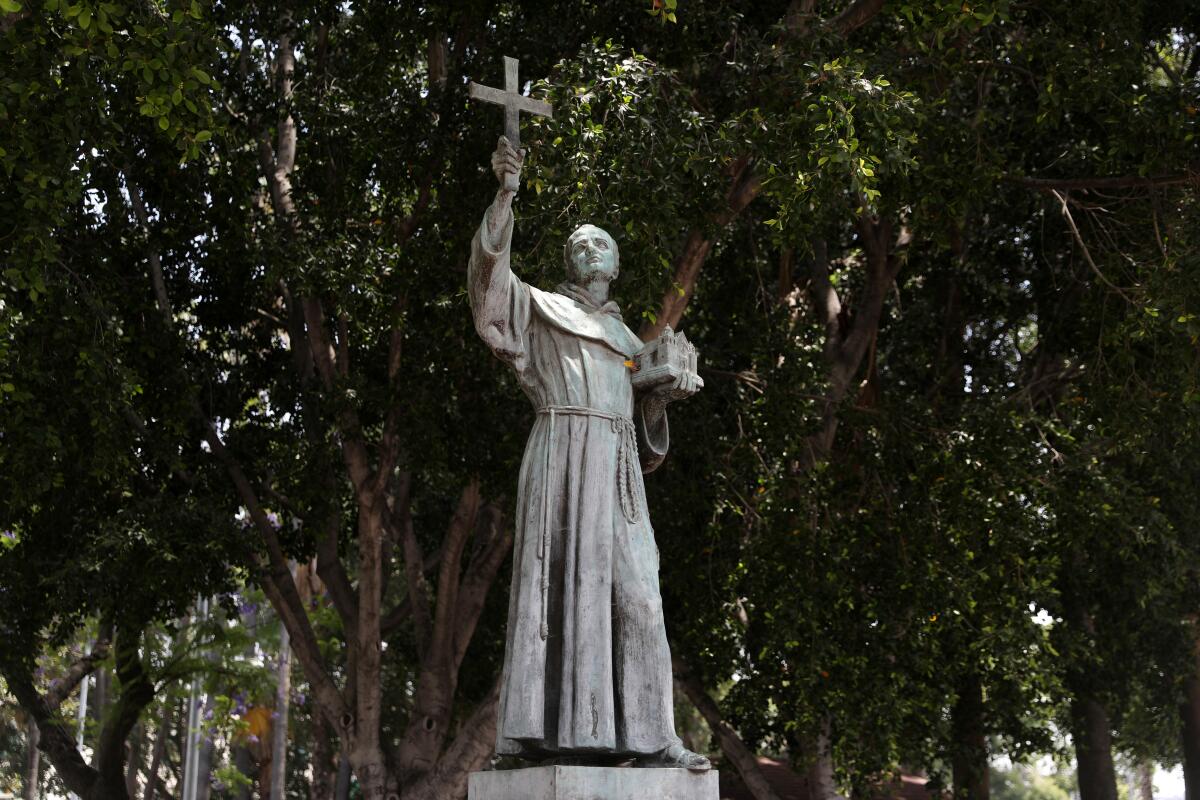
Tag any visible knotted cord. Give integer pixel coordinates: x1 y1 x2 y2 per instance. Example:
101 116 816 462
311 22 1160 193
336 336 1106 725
534 404 643 640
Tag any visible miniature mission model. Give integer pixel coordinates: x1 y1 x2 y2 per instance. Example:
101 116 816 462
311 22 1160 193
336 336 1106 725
632 325 703 394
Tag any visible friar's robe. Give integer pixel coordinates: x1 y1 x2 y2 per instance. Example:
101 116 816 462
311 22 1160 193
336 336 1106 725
468 205 680 757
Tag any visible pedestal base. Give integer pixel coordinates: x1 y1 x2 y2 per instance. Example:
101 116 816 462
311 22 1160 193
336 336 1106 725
468 765 719 800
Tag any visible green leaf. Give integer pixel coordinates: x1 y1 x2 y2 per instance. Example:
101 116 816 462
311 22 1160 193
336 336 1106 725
195 129 212 142
0 0 22 12
157 115 169 130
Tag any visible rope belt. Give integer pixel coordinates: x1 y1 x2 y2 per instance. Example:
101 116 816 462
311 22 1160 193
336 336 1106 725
534 404 643 640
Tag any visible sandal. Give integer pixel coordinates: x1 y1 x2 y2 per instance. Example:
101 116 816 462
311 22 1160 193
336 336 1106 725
635 742 712 771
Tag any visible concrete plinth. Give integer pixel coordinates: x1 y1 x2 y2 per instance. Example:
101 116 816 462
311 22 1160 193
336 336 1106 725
469 765 719 800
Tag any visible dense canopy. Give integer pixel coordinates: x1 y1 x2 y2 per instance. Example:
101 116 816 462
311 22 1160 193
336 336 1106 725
1 2 1198 800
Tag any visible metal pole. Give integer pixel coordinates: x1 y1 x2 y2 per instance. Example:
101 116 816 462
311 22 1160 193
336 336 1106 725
181 598 209 800
68 669 90 800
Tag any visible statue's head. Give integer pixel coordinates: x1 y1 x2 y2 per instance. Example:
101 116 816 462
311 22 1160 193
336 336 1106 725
564 224 619 285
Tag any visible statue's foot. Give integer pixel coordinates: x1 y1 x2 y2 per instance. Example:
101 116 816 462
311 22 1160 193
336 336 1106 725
635 742 712 771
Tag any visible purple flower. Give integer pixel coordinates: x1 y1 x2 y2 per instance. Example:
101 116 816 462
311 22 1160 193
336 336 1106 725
1 530 15 542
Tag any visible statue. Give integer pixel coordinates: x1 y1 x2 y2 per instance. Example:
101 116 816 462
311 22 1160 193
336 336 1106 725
467 133 709 771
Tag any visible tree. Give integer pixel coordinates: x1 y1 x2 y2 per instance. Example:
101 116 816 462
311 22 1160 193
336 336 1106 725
3 3 1199 800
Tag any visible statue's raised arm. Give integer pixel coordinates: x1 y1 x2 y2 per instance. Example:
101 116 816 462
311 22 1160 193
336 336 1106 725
483 136 524 249
468 136 531 369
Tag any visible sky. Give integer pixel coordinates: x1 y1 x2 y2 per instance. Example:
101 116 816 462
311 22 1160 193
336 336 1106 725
1157 764 1185 800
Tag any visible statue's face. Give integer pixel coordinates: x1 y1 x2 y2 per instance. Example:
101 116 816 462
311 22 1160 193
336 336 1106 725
566 225 618 284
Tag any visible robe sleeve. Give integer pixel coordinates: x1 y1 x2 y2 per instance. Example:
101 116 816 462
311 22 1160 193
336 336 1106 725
637 400 669 474
468 204 532 374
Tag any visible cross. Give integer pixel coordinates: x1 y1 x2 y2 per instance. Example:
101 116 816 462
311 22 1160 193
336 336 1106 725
468 55 553 191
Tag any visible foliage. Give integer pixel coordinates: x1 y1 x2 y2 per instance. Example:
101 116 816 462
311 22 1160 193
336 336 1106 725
1 0 1199 798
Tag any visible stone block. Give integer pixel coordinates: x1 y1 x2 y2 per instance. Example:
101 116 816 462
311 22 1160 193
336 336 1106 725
469 765 720 800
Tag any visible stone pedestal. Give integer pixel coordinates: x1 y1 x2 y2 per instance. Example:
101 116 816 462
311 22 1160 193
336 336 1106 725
469 765 719 800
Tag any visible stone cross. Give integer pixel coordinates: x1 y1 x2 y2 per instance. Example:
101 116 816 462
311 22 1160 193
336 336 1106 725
468 55 553 191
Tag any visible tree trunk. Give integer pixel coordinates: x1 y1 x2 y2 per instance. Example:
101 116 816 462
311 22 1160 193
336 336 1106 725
1182 651 1200 800
269 623 292 800
231 745 255 800
5 626 154 800
309 717 337 800
125 723 144 800
952 672 989 800
93 665 110 722
1136 760 1154 800
335 756 352 800
24 719 40 800
802 718 844 800
1073 695 1119 800
142 704 174 800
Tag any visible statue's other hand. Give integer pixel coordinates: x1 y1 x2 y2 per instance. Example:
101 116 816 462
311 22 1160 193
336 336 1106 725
491 136 525 188
671 368 701 400
646 369 699 409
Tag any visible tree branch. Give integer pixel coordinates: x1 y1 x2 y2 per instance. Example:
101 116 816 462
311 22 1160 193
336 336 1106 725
1049 190 1136 304
397 482 483 776
380 524 447 638
429 481 482 666
641 158 761 340
314 508 360 653
807 240 840 342
377 294 410 490
828 0 887 36
277 283 362 643
451 504 512 672
128 167 350 733
45 636 111 710
301 296 377 499
127 181 172 321
257 22 300 232
834 214 891 369
4 666 100 798
784 0 819 35
1004 170 1200 191
673 656 782 800
797 219 908 471
390 471 433 658
203 422 351 732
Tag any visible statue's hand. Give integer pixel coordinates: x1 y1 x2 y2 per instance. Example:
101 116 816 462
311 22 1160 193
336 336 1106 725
491 136 525 191
644 368 700 414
